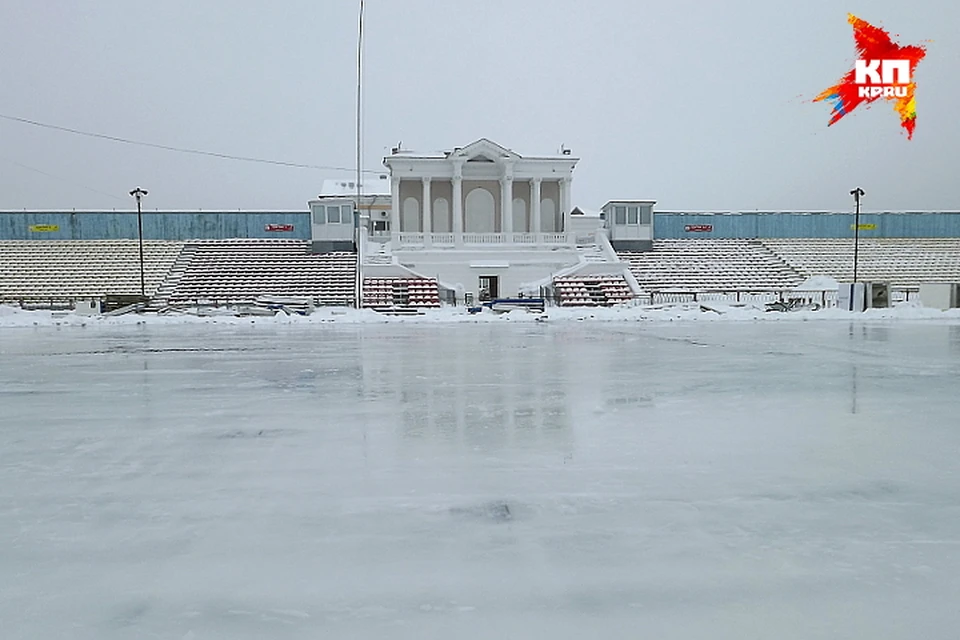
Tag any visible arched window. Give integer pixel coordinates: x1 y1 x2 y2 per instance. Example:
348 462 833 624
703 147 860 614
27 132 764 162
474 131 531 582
433 197 450 233
540 198 556 232
402 197 420 232
464 188 495 233
512 198 527 232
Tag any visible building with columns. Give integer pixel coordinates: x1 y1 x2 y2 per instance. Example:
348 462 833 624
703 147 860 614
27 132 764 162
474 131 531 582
382 138 577 248
366 138 608 300
310 138 644 304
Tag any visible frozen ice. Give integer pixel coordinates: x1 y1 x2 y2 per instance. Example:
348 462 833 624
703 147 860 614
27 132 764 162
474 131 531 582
3 320 960 639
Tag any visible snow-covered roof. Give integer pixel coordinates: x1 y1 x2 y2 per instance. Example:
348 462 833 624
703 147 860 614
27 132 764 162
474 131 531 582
571 206 602 217
384 138 579 162
387 149 448 159
319 175 390 197
601 200 657 209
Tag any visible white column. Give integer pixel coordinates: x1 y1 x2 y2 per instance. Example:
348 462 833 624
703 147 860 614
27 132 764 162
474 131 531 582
421 177 432 247
500 176 513 242
390 177 401 249
559 177 572 235
531 178 542 239
452 165 463 248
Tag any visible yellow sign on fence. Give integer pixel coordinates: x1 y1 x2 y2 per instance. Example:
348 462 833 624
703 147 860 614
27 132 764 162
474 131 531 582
29 224 60 232
851 223 876 230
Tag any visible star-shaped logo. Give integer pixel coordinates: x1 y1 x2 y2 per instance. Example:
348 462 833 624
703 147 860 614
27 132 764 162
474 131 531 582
814 14 928 139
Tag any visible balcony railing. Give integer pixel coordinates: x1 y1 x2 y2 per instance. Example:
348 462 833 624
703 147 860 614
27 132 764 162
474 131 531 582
431 233 456 246
394 232 572 247
539 233 569 244
397 232 424 246
462 233 504 244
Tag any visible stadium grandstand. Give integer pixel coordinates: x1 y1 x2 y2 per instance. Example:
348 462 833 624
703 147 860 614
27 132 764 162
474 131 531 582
3 139 960 312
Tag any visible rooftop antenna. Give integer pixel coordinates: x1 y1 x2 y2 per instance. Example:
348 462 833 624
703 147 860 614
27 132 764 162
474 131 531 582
560 143 571 156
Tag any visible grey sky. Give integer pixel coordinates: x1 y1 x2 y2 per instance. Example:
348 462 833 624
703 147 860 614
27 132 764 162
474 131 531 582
0 0 955 212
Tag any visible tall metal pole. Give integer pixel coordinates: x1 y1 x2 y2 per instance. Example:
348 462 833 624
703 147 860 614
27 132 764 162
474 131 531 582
354 0 365 310
130 187 148 297
850 187 864 284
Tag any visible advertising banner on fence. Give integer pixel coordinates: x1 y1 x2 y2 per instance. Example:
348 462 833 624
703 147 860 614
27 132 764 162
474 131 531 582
265 224 294 232
684 224 713 232
29 224 59 232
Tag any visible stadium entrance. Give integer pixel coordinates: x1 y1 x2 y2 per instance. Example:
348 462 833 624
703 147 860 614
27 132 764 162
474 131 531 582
479 275 499 301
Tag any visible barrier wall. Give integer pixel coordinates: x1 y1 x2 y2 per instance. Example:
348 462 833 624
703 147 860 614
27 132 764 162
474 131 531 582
3 210 960 241
654 212 960 239
0 211 311 240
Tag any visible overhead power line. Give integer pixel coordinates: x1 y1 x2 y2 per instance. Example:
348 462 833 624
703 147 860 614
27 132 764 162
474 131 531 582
0 112 385 174
1 156 127 201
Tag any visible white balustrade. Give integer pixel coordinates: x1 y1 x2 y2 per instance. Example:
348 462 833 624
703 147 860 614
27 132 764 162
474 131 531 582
462 233 504 244
430 233 455 246
397 232 424 245
389 231 572 247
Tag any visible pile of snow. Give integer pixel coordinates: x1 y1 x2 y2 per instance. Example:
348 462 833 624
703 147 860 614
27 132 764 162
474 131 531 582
2 301 960 329
793 275 840 291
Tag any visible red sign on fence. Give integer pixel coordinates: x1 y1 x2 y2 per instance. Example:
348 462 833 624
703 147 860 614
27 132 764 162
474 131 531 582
684 224 713 232
265 224 294 232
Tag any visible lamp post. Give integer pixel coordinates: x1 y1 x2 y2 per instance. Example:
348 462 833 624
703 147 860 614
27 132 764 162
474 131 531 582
850 187 864 284
129 187 148 297
355 207 364 309
354 0 365 309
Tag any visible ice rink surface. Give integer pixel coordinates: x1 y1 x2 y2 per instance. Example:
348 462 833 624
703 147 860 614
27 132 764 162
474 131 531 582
3 320 960 639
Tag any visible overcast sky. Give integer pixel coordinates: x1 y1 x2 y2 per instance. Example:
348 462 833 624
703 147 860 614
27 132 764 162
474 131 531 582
0 0 955 212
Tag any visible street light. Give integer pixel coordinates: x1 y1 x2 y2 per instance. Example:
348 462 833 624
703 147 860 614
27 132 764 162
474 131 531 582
354 0 365 309
129 187 148 298
850 187 865 284
354 206 364 309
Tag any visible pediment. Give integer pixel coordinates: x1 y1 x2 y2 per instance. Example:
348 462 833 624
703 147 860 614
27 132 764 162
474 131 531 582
451 138 521 163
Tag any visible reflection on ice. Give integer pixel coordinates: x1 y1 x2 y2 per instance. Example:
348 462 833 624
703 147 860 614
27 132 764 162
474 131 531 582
2 321 960 638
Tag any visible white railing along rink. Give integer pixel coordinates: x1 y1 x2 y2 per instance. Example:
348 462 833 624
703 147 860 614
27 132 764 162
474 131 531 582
641 290 838 307
624 289 915 308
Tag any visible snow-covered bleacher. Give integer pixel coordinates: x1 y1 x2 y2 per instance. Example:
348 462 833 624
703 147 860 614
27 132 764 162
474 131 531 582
0 239 184 304
362 277 441 309
618 239 804 292
553 274 635 306
8 235 960 312
161 239 356 307
761 238 960 288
